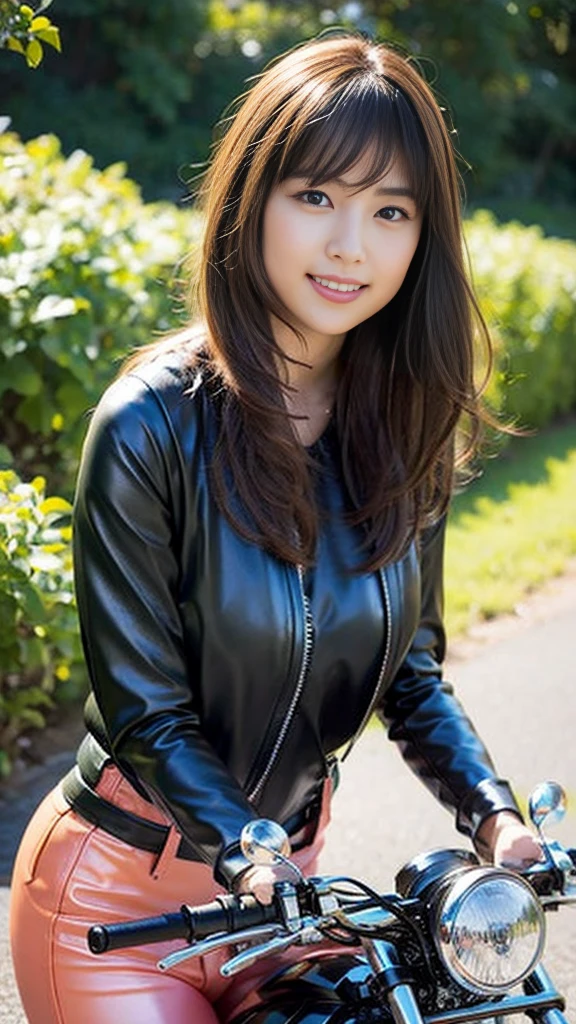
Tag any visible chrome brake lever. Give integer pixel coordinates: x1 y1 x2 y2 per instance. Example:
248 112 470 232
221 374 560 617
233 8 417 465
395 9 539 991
220 931 299 977
157 923 283 972
220 920 325 977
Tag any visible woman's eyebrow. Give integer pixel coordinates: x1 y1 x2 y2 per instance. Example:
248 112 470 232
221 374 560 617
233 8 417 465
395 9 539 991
286 174 417 203
331 177 417 201
372 184 416 200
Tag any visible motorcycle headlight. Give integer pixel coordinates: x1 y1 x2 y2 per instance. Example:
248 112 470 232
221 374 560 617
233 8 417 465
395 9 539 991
435 867 545 995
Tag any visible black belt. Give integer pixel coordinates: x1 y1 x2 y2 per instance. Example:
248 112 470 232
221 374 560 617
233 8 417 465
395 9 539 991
62 765 200 858
60 737 329 862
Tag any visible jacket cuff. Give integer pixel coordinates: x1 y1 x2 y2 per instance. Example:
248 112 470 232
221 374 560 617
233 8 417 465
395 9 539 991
213 840 254 891
456 778 523 839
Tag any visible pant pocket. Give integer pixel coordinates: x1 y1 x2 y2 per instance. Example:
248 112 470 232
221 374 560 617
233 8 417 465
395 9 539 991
20 786 75 884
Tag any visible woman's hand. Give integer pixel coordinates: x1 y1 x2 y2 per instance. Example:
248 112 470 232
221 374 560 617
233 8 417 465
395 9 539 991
234 865 278 905
475 811 545 869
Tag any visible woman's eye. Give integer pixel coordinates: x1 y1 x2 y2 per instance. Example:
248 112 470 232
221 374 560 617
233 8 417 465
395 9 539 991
299 190 328 206
378 206 407 222
296 192 410 220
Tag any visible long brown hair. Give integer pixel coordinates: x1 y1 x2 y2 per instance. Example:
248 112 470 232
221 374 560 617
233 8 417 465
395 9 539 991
125 32 494 571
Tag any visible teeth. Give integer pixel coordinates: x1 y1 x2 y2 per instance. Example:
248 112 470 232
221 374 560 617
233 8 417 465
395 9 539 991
312 276 363 293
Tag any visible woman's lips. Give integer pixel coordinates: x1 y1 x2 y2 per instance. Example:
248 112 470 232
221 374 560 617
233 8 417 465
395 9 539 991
307 275 368 304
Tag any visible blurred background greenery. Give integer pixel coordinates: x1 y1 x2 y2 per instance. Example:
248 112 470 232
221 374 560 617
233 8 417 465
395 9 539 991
0 0 575 776
1 0 575 230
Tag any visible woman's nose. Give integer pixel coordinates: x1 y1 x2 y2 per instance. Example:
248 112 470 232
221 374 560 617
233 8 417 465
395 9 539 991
325 216 366 264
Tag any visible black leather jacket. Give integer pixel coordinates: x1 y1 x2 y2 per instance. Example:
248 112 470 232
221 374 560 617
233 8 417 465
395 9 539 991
73 353 521 888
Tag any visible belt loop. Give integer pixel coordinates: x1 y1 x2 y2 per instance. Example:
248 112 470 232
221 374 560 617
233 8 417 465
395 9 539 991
77 733 112 789
150 825 182 881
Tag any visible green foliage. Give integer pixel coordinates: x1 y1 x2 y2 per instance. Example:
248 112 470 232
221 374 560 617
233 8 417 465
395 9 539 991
0 131 202 491
465 210 576 428
0 0 574 207
0 0 208 197
366 0 576 202
0 468 83 777
0 0 60 67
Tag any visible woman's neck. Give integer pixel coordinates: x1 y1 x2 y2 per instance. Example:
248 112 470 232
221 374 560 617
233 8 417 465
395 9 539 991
272 316 343 387
269 316 345 445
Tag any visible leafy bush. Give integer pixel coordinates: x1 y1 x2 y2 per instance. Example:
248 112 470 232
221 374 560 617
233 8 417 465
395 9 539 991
0 131 202 493
465 211 576 429
0 468 83 777
1 0 574 206
0 0 61 68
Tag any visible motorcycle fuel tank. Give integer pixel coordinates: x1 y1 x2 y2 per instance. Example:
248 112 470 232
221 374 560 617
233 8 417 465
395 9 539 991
225 952 391 1023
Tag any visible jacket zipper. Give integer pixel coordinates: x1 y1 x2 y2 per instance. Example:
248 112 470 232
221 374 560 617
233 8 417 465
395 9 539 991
341 565 392 761
247 563 315 803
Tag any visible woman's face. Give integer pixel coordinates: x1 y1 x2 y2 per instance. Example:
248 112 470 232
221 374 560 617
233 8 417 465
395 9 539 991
262 149 423 353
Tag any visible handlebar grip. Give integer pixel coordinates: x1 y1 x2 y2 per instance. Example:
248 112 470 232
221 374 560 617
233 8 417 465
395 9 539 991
183 894 279 940
88 911 190 954
88 895 279 954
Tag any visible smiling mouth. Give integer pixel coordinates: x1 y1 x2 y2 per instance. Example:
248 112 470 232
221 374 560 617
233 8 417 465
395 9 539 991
308 274 367 293
306 274 368 303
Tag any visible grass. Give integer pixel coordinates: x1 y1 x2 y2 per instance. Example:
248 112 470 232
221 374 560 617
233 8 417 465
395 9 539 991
445 419 576 638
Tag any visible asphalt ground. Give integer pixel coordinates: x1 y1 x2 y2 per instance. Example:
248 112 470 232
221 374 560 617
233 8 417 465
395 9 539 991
1 570 575 1022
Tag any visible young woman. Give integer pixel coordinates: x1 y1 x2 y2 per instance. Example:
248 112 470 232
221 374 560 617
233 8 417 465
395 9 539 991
10 31 543 1023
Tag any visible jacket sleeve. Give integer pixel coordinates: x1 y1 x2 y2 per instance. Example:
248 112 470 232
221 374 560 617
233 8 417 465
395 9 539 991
73 373 256 888
377 515 523 840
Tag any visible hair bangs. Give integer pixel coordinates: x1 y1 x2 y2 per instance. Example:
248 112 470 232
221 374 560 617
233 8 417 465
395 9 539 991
279 77 429 210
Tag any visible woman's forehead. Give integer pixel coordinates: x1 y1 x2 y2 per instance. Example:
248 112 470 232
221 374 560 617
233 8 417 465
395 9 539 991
322 151 414 192
272 82 429 206
284 142 418 196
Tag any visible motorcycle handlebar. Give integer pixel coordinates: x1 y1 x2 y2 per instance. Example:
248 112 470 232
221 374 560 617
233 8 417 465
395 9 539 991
89 850 576 956
88 911 191 954
87 894 279 955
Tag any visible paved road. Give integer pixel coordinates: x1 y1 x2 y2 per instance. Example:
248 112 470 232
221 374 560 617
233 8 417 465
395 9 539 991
1 578 575 1022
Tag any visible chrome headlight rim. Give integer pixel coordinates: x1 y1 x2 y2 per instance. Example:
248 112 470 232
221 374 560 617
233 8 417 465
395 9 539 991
434 866 546 996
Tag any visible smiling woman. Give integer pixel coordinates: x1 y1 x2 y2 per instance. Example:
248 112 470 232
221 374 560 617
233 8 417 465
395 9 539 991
262 160 423 445
191 35 485 568
10 30 543 1024
263 161 422 353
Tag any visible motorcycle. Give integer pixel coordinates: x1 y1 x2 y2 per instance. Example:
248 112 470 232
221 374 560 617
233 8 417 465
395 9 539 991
88 781 576 1023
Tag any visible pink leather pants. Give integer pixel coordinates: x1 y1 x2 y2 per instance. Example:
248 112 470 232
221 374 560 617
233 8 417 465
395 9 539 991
10 762 332 1024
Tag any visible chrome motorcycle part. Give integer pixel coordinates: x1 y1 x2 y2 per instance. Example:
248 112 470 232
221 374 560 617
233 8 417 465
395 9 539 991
529 782 567 832
435 866 546 995
363 938 426 1024
220 931 301 978
240 819 306 884
157 923 283 971
274 880 303 932
221 920 324 978
240 819 292 866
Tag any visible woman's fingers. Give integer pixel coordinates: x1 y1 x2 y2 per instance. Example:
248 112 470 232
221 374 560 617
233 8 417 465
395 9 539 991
235 865 277 904
475 810 545 868
494 825 546 869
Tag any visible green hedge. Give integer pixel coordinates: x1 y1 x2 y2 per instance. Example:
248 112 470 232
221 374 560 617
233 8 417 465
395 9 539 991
0 469 82 777
0 131 202 493
465 211 576 429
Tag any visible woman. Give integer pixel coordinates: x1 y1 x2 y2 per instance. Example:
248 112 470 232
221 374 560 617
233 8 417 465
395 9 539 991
10 31 543 1023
